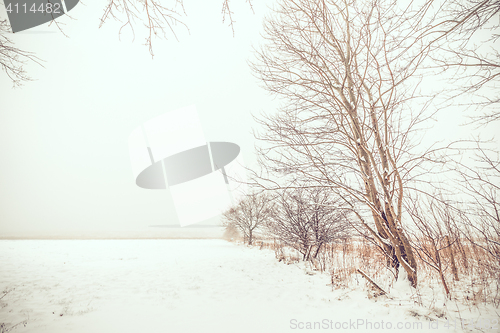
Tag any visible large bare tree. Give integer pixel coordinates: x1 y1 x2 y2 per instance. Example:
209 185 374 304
249 0 476 287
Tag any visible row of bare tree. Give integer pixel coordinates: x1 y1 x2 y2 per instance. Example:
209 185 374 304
222 188 351 258
223 154 499 299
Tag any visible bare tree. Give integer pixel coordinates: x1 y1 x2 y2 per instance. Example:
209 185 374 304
249 0 498 287
308 188 351 258
222 192 274 245
266 187 350 261
249 0 462 287
267 189 311 259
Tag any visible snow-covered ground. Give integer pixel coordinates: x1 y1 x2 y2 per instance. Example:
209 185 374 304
0 240 498 333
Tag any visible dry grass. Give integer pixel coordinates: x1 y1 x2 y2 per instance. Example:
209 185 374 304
251 236 500 308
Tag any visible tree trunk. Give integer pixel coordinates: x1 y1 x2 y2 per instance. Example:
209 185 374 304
374 208 418 287
397 230 418 288
313 243 323 259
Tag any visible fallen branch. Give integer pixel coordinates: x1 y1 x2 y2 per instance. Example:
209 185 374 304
356 269 387 295
0 288 14 300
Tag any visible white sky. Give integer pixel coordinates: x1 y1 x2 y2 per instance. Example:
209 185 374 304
0 0 497 238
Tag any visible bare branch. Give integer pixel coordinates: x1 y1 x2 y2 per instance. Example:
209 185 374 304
0 20 44 87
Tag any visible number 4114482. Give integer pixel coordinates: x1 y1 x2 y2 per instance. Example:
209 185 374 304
5 2 62 14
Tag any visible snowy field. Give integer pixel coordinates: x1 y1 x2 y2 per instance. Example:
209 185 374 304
1 240 498 333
